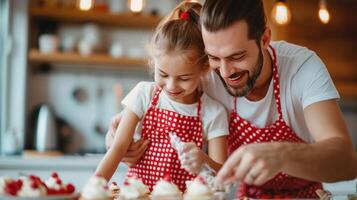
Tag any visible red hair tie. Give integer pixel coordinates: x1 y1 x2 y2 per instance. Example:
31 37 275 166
180 11 190 20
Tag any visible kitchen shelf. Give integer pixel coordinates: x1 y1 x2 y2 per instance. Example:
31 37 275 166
30 7 162 29
28 49 147 67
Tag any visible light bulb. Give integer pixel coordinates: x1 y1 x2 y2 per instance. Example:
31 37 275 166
77 0 94 11
271 0 292 25
319 0 330 24
128 0 145 13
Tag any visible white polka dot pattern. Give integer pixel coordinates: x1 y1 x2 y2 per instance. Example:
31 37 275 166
228 46 322 199
126 87 203 192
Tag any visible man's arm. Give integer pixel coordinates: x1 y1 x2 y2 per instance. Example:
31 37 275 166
217 99 357 185
281 99 357 182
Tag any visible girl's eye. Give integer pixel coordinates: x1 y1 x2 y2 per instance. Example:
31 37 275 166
160 73 168 78
180 78 190 81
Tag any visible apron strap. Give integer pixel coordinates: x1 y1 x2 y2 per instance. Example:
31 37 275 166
197 93 202 117
150 85 162 107
268 45 283 119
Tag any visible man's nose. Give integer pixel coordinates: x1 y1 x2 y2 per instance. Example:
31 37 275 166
220 60 233 78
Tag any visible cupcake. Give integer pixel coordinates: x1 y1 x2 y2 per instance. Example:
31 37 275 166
118 177 149 200
17 176 47 197
151 175 181 200
184 176 213 200
109 182 120 199
0 177 12 195
45 172 76 195
80 175 112 200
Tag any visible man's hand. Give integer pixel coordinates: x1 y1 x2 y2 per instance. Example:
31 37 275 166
105 113 149 166
216 142 285 186
122 139 150 166
179 142 204 175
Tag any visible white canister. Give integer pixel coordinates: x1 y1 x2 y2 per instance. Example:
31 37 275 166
39 34 59 54
78 39 94 56
110 42 124 58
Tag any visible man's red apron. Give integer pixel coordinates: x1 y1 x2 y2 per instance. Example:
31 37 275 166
126 87 203 192
227 46 323 199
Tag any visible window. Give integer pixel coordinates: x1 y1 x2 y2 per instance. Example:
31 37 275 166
0 0 10 153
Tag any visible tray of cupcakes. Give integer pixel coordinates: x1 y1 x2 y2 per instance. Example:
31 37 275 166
0 172 79 200
79 174 228 200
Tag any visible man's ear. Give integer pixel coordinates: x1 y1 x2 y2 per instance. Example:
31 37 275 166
261 27 271 49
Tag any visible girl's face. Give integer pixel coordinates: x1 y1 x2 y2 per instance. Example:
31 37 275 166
154 51 205 104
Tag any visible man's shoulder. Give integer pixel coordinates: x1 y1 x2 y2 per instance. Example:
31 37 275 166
271 41 314 61
271 41 321 76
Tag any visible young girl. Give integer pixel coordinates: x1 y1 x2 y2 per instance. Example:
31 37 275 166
95 1 228 192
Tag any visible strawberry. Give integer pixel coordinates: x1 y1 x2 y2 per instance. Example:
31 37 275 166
14 179 23 190
124 180 129 186
31 182 39 189
66 183 75 193
56 179 62 185
51 172 59 178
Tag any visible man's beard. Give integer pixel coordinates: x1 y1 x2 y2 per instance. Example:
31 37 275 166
215 49 264 97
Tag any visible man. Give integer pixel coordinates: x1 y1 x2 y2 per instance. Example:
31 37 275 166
106 0 357 198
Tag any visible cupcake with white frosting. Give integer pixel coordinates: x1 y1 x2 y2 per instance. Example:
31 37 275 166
184 176 213 200
151 175 181 200
118 177 149 200
17 176 47 197
80 175 112 200
0 177 12 195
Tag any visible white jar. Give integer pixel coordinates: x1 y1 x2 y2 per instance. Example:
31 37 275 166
39 34 59 54
110 42 124 58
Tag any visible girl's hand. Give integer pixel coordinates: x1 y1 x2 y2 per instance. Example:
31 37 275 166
179 142 204 175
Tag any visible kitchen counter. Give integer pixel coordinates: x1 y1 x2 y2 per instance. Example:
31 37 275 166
0 154 356 195
0 154 129 189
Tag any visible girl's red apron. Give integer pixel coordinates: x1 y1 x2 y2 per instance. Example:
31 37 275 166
227 46 322 199
126 87 203 192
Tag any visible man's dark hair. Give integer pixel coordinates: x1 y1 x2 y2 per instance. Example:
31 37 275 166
201 0 266 42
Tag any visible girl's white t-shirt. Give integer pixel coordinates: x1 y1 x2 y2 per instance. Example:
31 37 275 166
122 81 229 142
201 41 339 143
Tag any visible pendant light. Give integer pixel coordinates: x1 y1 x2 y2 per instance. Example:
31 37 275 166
77 0 94 11
271 0 292 25
318 0 330 24
128 0 145 14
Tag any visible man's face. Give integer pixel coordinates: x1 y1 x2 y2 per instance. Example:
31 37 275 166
202 21 263 97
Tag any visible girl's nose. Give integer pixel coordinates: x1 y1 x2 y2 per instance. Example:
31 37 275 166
166 78 176 90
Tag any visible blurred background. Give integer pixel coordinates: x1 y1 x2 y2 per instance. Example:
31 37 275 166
0 0 356 193
1 0 357 154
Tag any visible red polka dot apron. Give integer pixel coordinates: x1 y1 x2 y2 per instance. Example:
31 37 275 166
126 87 203 192
227 46 323 199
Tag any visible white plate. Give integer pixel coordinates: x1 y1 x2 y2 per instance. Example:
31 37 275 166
0 193 80 200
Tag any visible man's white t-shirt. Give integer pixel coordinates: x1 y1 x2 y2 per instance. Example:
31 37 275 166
201 41 340 143
122 82 229 144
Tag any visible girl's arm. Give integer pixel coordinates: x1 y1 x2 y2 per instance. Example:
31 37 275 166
204 135 228 172
181 136 227 174
95 108 140 181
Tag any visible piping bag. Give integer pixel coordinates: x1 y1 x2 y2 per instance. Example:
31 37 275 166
168 131 232 193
